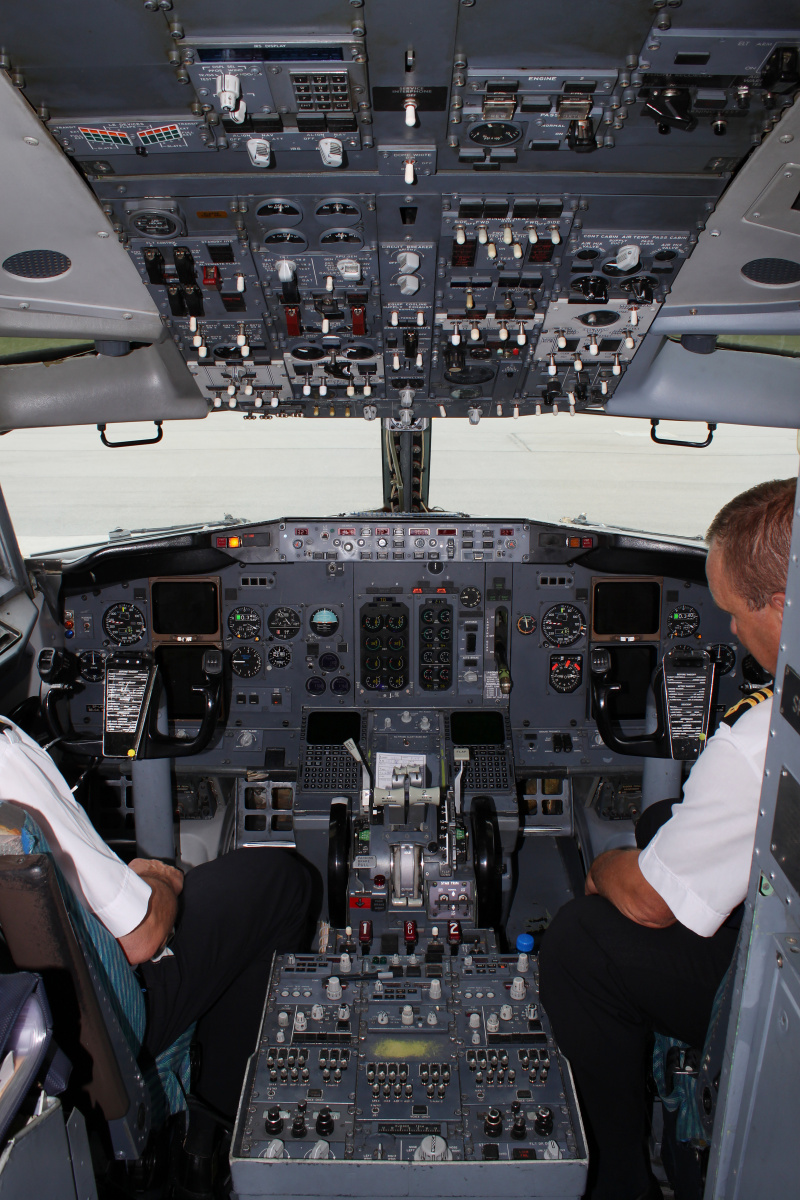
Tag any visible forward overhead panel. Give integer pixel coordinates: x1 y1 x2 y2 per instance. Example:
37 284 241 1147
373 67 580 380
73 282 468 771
3 0 799 420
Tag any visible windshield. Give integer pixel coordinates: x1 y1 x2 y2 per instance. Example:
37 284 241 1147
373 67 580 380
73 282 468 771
0 414 796 557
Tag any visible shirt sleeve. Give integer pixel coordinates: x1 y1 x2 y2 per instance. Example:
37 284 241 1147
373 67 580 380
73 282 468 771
638 701 770 937
0 727 152 938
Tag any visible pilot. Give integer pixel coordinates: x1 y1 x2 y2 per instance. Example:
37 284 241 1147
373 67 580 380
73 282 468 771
0 722 312 1138
539 477 794 1200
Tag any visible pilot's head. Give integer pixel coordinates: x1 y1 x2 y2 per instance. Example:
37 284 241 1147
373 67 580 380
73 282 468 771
705 478 795 677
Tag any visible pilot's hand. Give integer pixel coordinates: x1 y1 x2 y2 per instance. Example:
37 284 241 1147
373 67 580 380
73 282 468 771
129 857 184 896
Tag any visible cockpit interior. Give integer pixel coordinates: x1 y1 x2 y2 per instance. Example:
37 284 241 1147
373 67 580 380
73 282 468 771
1 3 800 1198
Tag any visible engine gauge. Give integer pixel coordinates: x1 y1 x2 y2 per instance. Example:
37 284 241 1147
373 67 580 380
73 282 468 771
102 602 146 646
231 646 262 678
541 603 586 647
267 607 302 640
306 676 327 695
385 613 407 631
228 606 261 640
708 643 736 676
330 676 351 696
362 614 383 631
268 645 291 668
468 121 522 146
668 605 700 638
549 654 583 693
79 650 106 683
517 614 537 636
387 636 406 651
310 607 339 637
459 586 482 609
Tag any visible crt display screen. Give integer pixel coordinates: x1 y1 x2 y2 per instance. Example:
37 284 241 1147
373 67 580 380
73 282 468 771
450 711 506 746
305 711 361 746
593 581 661 636
152 581 219 636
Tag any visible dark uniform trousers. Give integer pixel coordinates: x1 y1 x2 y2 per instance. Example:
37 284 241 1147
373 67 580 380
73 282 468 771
539 802 739 1200
139 848 312 1120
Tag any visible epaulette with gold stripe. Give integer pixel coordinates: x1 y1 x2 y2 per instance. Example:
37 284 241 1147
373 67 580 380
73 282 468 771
722 686 773 728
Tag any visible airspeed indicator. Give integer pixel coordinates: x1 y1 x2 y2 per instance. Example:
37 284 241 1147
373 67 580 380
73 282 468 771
102 603 146 646
541 603 586 647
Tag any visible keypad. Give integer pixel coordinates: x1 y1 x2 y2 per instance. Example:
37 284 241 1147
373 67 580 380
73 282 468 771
291 72 351 113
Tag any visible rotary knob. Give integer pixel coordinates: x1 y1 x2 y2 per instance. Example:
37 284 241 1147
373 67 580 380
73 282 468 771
414 1135 452 1162
397 273 421 296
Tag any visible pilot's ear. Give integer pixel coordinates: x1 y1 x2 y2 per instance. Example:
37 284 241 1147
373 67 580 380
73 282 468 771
770 591 786 613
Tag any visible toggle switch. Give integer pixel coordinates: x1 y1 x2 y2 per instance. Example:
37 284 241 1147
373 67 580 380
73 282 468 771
455 224 466 245
404 159 416 186
404 97 417 127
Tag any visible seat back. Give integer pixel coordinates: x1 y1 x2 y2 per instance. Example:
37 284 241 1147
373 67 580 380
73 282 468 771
0 803 151 1159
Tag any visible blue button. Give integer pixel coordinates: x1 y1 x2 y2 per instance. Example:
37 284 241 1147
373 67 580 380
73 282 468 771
64 629 75 639
516 933 534 953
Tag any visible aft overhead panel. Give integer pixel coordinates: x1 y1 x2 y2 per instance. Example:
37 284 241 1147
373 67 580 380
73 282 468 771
1 1 799 421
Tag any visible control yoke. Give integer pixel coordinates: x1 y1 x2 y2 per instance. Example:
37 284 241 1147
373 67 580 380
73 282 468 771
142 649 223 759
591 645 716 761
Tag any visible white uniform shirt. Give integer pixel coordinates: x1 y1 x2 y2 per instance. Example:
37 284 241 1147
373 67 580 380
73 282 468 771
639 696 771 937
0 720 151 938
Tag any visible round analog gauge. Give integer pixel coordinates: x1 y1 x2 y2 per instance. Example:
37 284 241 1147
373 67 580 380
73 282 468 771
422 608 437 623
364 636 381 650
444 364 494 386
517 614 537 636
263 229 307 250
386 613 407 631
129 210 182 238
708 643 736 676
362 613 383 631
330 676 351 696
459 586 482 609
102 603 146 646
231 646 262 678
310 607 339 638
255 199 302 225
742 654 772 685
319 652 340 671
314 198 361 224
668 605 700 638
468 121 522 146
319 228 363 248
228 606 261 640
577 310 620 327
268 645 291 668
387 635 406 651
306 676 326 695
421 626 436 642
541 603 586 647
549 654 583 693
79 650 106 683
267 607 302 640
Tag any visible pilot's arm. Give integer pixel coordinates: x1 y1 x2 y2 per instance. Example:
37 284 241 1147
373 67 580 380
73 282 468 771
585 849 676 928
117 859 184 965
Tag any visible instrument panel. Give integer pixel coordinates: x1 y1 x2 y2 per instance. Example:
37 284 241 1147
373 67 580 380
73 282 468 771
56 517 743 783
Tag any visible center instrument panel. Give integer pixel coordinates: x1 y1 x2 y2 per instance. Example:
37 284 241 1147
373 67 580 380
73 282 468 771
51 516 753 802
